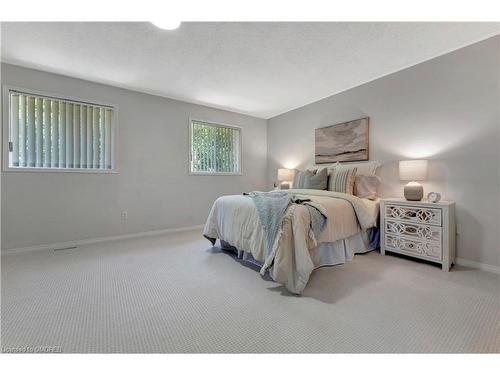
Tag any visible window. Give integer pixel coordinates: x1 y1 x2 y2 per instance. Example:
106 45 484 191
190 119 241 175
5 89 115 171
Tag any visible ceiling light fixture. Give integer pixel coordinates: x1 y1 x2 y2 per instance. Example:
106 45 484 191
151 20 181 31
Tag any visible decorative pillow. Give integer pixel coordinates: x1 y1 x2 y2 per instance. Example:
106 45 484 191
307 162 338 175
304 168 328 190
328 166 357 195
342 161 381 176
325 162 340 177
292 169 316 188
354 175 380 200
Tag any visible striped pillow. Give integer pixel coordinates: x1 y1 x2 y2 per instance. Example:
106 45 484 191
328 166 357 195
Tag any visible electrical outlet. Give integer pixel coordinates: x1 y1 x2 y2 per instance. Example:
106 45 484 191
121 211 128 220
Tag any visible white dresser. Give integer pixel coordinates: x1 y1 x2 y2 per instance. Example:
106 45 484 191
380 198 456 271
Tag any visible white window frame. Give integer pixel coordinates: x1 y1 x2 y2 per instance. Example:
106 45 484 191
2 85 118 174
188 118 242 176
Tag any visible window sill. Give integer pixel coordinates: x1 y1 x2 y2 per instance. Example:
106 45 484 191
3 167 118 174
189 172 242 176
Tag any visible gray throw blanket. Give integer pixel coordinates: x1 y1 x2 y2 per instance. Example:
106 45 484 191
248 192 327 263
303 204 327 240
248 191 291 260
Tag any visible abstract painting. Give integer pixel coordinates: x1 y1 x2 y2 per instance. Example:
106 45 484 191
315 117 369 163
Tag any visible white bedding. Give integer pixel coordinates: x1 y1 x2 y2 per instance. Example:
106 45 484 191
203 189 378 294
225 227 379 270
361 198 380 225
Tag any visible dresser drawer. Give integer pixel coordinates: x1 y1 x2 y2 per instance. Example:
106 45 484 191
385 204 442 226
385 234 442 261
385 220 442 244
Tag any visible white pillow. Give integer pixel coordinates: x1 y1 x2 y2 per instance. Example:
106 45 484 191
354 175 380 200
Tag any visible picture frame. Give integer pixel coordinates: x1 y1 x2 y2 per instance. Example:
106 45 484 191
315 117 369 163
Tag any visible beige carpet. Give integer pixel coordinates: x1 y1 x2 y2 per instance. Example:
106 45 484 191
1 229 499 353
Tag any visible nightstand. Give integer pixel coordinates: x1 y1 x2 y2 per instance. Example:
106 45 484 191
380 198 456 271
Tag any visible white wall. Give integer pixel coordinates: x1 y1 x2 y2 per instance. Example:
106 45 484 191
2 36 499 269
267 36 500 268
1 63 268 250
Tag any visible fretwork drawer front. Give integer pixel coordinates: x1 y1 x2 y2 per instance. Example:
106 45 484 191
380 199 456 272
385 204 442 226
385 220 442 244
385 234 442 261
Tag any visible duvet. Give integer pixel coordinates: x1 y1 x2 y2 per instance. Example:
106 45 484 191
203 189 377 294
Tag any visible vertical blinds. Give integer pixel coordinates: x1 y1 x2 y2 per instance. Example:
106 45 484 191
190 120 241 174
9 91 114 170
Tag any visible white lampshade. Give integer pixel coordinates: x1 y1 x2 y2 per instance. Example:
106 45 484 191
277 168 294 181
399 160 428 181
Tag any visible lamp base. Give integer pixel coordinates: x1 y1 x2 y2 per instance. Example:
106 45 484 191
280 182 290 190
404 182 423 201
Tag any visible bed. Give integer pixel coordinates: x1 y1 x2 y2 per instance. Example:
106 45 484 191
203 187 380 294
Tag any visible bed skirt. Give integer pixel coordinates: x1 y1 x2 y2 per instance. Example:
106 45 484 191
220 227 380 270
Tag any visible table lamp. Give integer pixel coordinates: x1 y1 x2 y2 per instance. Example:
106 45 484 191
277 168 294 189
399 160 428 201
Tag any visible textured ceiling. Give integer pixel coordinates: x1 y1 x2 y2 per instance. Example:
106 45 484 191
1 22 499 118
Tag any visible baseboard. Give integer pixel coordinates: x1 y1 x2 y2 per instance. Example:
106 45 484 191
5 231 499 275
2 224 205 255
455 257 500 274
